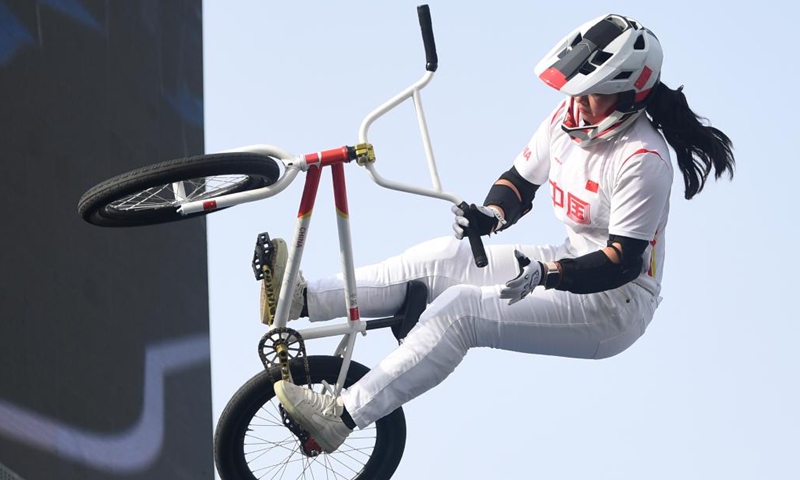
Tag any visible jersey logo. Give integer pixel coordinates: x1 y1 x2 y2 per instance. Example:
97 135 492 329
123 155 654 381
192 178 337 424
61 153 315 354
566 193 591 224
585 180 599 193
550 180 564 207
550 180 591 224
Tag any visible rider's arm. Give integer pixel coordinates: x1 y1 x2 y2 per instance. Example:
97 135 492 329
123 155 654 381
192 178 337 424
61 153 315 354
485 103 559 232
544 235 648 293
483 166 540 232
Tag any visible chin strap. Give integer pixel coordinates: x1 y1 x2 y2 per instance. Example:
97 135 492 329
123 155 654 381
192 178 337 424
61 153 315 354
562 97 643 147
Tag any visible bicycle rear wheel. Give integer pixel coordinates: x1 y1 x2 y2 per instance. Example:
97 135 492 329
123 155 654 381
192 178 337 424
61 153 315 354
214 356 406 480
77 152 281 227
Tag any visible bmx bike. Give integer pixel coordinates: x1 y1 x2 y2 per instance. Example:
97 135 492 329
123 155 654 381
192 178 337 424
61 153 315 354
78 5 486 479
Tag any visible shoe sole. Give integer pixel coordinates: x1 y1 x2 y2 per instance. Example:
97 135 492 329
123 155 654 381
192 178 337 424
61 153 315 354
274 382 340 454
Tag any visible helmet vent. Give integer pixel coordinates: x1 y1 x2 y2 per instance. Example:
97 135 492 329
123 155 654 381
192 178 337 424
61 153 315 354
578 62 596 75
633 34 646 50
591 50 612 66
570 33 583 47
613 71 633 80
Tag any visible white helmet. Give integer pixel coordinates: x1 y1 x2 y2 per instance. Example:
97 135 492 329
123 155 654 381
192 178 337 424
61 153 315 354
534 14 663 147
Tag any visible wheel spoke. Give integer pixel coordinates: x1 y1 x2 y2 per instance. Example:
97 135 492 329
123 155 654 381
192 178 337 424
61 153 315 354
242 397 376 479
109 175 250 212
215 358 401 480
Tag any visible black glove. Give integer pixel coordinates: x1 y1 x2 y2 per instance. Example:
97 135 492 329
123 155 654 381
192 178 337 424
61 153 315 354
452 203 506 239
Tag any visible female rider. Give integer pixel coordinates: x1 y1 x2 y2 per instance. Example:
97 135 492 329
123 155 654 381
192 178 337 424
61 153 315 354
270 13 736 453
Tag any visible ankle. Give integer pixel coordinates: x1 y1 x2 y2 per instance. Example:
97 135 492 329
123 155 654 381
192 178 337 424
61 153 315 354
340 406 356 430
300 288 309 317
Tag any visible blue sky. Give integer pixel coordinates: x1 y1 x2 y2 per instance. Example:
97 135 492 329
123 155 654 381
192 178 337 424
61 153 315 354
203 2 799 478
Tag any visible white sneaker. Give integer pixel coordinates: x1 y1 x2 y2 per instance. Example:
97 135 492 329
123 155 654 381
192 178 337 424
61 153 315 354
274 380 353 453
260 238 307 324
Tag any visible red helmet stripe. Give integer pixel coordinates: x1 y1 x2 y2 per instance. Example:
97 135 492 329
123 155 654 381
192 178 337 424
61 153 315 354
633 65 653 91
634 87 652 103
539 67 568 90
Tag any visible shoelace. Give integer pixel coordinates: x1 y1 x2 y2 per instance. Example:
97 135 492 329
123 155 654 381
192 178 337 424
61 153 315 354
303 388 341 418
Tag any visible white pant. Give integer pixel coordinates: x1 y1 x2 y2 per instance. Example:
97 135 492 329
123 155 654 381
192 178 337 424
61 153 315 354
306 237 659 428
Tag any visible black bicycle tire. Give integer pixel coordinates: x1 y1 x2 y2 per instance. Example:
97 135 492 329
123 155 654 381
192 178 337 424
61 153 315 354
214 356 407 480
77 152 281 227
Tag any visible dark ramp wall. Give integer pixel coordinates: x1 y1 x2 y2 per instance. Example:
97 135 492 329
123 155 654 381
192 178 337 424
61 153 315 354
0 1 212 479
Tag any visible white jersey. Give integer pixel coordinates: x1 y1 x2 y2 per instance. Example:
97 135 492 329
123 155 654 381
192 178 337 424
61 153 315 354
513 100 673 295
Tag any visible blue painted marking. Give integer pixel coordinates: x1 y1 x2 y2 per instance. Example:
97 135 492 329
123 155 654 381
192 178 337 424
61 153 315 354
39 0 101 32
0 1 34 66
165 85 205 129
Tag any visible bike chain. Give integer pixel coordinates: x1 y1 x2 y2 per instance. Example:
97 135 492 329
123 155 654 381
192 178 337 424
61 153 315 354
257 326 321 457
261 269 277 325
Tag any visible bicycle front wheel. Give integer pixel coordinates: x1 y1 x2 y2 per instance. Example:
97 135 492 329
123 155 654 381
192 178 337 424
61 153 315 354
77 152 281 227
214 356 407 480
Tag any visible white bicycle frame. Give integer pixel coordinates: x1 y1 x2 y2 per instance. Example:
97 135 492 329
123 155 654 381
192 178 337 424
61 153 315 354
176 9 468 396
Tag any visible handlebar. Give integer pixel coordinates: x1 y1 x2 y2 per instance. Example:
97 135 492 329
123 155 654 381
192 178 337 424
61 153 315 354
458 202 489 268
415 5 485 268
417 5 438 72
178 5 487 268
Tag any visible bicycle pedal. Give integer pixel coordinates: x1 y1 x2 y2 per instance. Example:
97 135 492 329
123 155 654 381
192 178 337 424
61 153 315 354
252 232 274 281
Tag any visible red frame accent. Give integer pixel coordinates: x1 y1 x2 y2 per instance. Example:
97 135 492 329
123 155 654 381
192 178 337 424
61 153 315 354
297 146 360 322
298 165 322 218
332 164 349 216
296 146 352 218
304 147 352 168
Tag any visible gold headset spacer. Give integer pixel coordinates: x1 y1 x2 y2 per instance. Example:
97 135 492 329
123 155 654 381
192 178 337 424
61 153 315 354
354 143 376 165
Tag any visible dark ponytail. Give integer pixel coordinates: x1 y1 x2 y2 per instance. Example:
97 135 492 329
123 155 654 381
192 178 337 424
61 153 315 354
646 82 735 199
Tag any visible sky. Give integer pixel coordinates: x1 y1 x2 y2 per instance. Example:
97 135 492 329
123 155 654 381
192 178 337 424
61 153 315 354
202 2 799 479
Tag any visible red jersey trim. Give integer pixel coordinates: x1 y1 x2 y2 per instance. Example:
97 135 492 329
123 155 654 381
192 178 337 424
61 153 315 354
551 100 567 127
621 148 664 167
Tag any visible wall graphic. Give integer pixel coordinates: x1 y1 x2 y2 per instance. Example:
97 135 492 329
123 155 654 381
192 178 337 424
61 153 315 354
0 1 211 479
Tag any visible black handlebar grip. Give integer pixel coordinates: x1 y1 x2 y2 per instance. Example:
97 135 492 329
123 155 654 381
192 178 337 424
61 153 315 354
458 202 488 268
417 5 438 72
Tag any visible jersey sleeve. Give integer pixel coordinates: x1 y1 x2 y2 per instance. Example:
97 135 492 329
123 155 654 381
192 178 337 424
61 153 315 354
512 102 565 185
608 150 673 241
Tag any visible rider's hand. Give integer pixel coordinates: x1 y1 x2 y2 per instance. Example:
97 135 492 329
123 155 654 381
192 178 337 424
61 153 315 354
452 204 506 240
499 250 545 305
